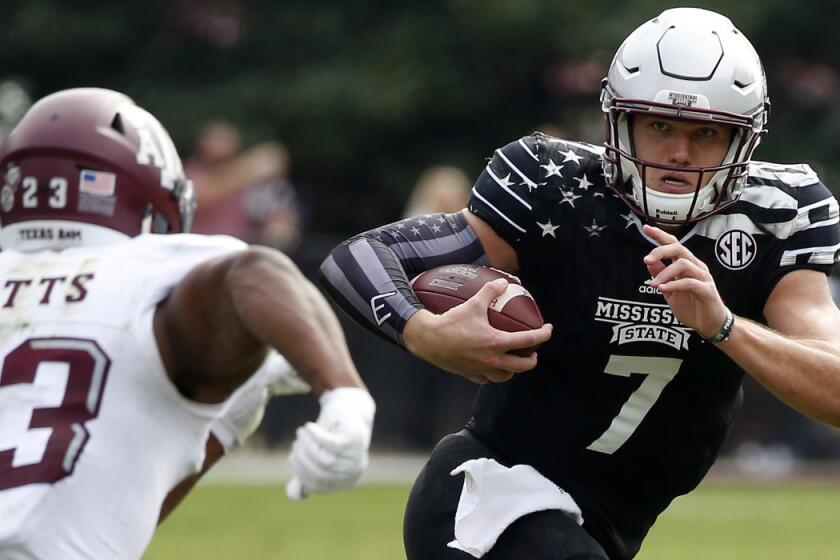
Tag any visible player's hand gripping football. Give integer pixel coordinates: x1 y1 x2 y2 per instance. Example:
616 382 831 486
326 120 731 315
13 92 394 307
286 387 375 501
643 225 729 338
403 278 553 384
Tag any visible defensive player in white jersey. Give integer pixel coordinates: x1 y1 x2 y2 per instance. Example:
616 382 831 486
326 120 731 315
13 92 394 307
0 88 375 559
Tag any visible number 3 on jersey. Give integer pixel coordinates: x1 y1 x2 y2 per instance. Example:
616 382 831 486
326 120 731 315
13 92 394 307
587 355 682 454
0 338 111 490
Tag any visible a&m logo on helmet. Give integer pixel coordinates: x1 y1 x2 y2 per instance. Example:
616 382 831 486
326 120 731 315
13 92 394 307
121 105 183 191
1 164 20 212
715 229 757 270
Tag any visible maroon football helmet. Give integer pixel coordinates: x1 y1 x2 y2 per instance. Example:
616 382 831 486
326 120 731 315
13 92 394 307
0 87 195 251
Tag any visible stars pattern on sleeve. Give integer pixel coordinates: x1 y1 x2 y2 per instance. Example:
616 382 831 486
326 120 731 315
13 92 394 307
532 144 632 243
376 214 453 241
573 174 593 191
537 220 560 238
523 180 548 192
561 148 583 165
621 212 637 229
559 189 582 208
583 218 607 238
497 173 515 188
540 159 564 178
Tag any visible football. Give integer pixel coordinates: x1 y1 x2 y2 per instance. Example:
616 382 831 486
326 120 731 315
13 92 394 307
411 264 544 355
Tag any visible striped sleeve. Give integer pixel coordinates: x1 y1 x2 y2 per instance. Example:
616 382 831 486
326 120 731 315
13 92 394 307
778 179 840 267
319 212 488 347
756 172 840 306
468 135 541 246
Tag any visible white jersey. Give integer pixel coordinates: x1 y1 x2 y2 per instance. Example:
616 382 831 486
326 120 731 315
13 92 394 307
0 233 252 559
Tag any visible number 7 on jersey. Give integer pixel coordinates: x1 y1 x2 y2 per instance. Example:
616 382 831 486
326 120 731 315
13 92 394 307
587 354 683 454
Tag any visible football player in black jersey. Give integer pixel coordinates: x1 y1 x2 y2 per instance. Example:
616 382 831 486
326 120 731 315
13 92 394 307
321 7 840 560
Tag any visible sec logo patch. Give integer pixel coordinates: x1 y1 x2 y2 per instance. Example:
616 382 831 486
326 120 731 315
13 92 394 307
715 229 757 270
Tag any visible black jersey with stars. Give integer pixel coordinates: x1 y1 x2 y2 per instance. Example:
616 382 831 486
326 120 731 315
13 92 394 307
467 132 840 559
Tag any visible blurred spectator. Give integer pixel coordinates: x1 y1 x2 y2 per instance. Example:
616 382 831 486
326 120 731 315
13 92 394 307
0 80 32 141
243 175 304 251
402 165 471 218
185 120 303 250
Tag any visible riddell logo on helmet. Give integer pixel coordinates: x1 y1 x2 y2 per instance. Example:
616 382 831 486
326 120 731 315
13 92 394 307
656 208 678 216
668 92 697 107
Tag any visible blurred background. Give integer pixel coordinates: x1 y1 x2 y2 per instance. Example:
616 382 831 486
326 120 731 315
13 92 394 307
3 0 840 474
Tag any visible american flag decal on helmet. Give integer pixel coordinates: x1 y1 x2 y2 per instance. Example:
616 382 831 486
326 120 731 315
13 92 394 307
79 169 116 196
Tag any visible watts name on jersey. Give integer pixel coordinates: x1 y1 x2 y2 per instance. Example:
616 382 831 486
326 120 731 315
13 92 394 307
2 274 93 309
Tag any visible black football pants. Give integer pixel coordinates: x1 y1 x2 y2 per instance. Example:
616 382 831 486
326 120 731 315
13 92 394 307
403 430 609 560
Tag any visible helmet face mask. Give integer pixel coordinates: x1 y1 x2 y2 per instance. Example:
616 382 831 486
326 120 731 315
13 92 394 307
601 8 770 225
0 88 195 251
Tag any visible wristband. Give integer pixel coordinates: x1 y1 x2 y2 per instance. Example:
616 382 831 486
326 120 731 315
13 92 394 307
701 308 734 343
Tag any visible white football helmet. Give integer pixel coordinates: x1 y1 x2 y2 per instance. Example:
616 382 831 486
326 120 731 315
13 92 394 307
601 8 770 224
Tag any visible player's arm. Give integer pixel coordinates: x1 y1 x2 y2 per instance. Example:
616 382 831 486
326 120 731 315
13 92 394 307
320 136 552 383
726 269 840 425
155 247 374 498
156 246 361 400
644 222 840 426
320 211 488 346
159 353 312 519
463 209 518 271
401 209 550 383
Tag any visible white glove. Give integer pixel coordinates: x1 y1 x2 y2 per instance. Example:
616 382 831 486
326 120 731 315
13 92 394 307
285 387 375 500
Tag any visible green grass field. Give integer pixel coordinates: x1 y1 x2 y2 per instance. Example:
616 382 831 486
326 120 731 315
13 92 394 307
145 482 840 559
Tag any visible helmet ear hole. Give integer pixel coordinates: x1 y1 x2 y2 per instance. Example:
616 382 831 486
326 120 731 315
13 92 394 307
110 114 125 135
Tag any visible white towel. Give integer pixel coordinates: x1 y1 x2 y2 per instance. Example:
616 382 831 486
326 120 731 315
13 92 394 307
446 458 583 558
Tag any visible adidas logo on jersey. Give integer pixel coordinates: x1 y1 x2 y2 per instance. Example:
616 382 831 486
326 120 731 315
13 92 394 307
638 279 661 295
